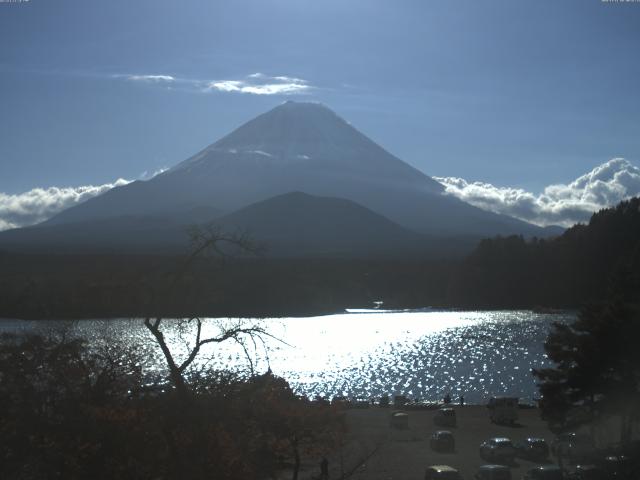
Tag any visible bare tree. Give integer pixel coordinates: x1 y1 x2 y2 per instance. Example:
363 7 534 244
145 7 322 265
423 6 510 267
144 316 275 395
178 223 264 279
143 223 272 395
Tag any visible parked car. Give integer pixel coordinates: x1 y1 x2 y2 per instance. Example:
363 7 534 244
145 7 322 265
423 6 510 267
516 437 550 461
425 465 462 480
475 464 511 480
601 455 631 478
523 465 563 480
434 408 457 427
389 410 409 429
480 437 517 463
566 464 605 480
551 433 596 462
431 430 455 452
488 397 519 425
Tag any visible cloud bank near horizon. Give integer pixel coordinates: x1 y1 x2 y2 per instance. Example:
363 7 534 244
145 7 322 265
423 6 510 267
434 158 640 228
0 166 173 231
0 179 131 231
2 158 638 232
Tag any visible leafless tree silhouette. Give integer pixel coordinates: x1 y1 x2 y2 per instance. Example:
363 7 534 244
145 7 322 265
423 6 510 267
144 223 274 395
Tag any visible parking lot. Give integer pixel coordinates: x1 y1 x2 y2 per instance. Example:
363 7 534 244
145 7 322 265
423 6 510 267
333 405 563 480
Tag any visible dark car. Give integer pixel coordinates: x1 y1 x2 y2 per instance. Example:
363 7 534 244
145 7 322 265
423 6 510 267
434 408 457 427
551 433 596 462
475 464 511 480
431 430 455 452
516 437 550 461
523 465 563 480
601 455 631 478
566 465 605 480
480 437 517 463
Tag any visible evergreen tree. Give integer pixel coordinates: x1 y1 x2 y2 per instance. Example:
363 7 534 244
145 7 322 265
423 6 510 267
534 298 640 441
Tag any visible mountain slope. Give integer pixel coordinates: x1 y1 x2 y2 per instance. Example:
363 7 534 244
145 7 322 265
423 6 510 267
0 215 188 254
43 101 547 238
215 191 426 257
0 192 482 258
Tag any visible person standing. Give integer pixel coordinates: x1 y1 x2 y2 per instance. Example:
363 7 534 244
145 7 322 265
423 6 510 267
320 457 329 479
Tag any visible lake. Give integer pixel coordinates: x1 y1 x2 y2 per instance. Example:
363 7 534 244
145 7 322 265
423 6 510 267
0 309 574 404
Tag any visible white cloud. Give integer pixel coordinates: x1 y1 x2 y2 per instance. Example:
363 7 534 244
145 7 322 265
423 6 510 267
434 158 640 227
139 167 169 180
206 73 311 96
127 74 175 83
116 72 312 95
0 179 131 231
208 80 243 92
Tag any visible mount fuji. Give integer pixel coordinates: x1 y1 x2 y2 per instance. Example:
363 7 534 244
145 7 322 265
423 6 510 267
0 102 556 256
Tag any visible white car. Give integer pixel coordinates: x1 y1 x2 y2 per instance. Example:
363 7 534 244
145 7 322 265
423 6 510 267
425 465 463 480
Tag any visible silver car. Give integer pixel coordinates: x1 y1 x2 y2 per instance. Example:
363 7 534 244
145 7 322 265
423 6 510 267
480 437 517 463
475 464 511 480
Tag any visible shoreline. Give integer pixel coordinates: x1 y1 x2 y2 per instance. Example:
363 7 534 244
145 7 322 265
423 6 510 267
0 306 579 322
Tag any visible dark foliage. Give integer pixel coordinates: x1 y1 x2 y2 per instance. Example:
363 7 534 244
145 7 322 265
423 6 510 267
449 197 640 308
533 301 640 436
0 333 344 480
0 255 455 319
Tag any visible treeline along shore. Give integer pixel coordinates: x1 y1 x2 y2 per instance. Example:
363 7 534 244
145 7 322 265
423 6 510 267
1 198 639 319
0 255 456 319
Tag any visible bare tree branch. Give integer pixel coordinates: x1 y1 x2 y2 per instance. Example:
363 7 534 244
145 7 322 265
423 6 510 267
142 224 278 394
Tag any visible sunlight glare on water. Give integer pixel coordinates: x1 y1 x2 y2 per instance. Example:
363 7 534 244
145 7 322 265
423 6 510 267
262 310 487 373
1 310 574 403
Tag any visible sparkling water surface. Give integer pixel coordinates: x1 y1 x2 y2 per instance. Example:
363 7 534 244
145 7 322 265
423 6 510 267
0 310 574 403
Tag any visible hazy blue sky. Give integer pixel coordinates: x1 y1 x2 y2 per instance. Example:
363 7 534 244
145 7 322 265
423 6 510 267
1 0 639 194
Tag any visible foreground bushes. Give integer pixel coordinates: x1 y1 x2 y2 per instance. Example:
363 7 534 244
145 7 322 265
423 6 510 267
0 333 343 480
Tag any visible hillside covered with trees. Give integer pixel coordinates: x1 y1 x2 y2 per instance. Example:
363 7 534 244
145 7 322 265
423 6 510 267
448 197 640 308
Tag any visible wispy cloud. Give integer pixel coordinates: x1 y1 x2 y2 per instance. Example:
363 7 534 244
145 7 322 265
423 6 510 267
115 71 312 95
435 158 640 227
206 73 311 95
126 74 176 83
0 179 131 231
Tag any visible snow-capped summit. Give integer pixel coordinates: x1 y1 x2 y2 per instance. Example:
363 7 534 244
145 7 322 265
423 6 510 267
173 101 441 192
